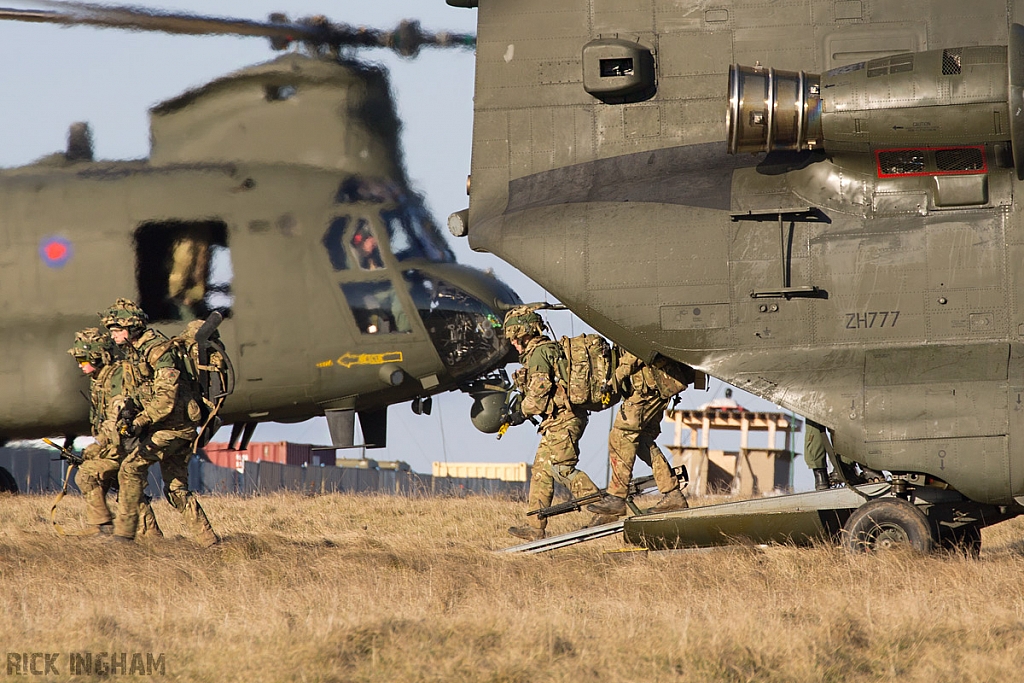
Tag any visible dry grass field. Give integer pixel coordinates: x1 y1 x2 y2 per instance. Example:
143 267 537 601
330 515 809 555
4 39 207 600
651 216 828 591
3 491 1024 682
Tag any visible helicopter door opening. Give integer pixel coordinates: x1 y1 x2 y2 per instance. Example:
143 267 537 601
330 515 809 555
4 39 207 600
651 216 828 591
135 220 233 322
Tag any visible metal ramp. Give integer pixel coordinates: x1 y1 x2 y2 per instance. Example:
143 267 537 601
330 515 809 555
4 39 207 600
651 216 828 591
499 520 624 554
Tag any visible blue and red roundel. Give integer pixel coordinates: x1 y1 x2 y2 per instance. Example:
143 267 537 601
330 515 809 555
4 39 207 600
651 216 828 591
39 236 73 268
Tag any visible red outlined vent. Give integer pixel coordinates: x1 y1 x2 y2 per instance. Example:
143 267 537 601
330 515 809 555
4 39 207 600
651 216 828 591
876 146 987 178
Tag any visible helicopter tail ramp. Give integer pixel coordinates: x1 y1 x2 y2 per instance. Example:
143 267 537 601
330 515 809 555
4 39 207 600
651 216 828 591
500 485 893 554
625 484 890 550
499 520 625 554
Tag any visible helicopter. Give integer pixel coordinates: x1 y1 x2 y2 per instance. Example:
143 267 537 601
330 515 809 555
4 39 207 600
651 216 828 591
449 0 1024 551
0 1 521 458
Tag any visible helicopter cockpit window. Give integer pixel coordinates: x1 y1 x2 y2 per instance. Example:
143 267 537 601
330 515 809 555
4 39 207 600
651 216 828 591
135 220 233 323
342 281 412 335
351 219 384 270
402 270 504 370
380 203 455 264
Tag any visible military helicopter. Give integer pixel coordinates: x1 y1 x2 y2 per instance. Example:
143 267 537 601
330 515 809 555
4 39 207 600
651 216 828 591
0 1 520 456
449 0 1024 551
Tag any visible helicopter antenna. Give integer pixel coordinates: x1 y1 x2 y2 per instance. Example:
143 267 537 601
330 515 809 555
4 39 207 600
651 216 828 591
0 1 476 56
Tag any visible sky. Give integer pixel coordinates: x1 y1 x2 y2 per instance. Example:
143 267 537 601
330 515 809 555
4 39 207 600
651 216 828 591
0 1 813 490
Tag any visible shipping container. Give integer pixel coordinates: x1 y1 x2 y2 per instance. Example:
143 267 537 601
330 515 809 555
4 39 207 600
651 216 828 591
432 461 531 482
203 442 336 469
378 460 411 472
336 458 378 469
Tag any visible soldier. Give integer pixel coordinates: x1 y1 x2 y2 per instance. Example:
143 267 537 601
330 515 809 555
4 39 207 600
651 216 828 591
101 298 219 547
503 305 602 541
67 328 161 537
805 419 884 490
588 350 689 517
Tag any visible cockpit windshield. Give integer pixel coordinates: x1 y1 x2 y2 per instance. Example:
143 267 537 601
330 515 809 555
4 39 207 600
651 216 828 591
403 270 506 372
381 201 455 264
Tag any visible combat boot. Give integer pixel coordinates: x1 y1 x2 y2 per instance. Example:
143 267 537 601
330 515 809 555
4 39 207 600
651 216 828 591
584 513 620 528
196 528 221 548
649 488 688 513
586 494 627 516
508 526 545 542
858 467 886 483
812 468 830 491
138 501 163 539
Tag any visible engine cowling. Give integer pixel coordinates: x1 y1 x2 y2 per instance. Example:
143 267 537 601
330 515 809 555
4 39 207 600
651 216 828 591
727 38 1024 178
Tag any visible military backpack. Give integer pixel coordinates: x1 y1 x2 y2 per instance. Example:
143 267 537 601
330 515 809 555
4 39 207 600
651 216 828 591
137 318 233 431
648 355 695 399
557 334 619 411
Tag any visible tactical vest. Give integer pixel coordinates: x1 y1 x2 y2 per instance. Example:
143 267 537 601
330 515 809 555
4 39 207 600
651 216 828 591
89 363 118 435
520 336 573 416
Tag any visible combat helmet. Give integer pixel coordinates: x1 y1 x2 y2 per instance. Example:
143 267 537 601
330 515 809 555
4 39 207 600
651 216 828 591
100 298 148 333
67 327 114 367
503 304 545 341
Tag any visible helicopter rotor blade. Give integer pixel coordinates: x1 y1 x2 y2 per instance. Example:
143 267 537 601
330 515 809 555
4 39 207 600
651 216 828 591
0 2 475 55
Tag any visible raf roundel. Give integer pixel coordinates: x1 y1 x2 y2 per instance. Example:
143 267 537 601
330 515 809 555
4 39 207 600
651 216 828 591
39 236 73 268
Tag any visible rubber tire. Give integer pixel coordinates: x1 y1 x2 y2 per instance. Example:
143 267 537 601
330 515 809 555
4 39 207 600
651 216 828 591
0 466 18 494
843 498 934 553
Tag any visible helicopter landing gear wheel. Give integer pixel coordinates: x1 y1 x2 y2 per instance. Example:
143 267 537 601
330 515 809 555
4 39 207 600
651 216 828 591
843 498 934 553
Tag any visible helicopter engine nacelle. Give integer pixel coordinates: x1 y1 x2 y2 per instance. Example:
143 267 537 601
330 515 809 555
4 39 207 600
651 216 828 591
469 389 509 434
727 34 1024 178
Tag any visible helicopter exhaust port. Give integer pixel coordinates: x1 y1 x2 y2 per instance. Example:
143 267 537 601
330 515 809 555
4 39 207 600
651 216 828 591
727 65 822 154
728 36 1024 179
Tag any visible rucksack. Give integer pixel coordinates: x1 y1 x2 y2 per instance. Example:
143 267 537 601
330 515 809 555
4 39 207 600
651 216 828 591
177 318 233 408
137 316 233 441
648 355 695 400
557 334 619 411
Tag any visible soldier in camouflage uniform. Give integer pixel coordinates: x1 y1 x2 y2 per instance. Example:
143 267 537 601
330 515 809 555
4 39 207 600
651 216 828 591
503 305 602 541
101 299 219 547
805 419 885 490
588 350 688 516
67 328 161 537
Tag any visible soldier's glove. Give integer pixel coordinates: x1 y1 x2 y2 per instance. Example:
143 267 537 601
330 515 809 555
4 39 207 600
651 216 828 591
507 409 527 427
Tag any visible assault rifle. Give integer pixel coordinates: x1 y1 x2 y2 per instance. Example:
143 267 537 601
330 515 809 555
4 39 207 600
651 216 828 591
527 465 688 520
116 398 141 436
42 438 84 467
116 398 143 452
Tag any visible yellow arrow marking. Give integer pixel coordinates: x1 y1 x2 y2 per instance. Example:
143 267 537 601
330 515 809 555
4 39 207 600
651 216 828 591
334 351 404 369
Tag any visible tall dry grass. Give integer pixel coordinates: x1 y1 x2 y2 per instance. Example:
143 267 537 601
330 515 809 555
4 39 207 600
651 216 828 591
2 491 1024 682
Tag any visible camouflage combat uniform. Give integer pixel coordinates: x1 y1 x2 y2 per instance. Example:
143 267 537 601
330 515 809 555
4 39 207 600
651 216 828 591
605 351 680 499
102 300 218 546
68 328 160 535
804 419 868 489
804 420 828 471
515 334 599 533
